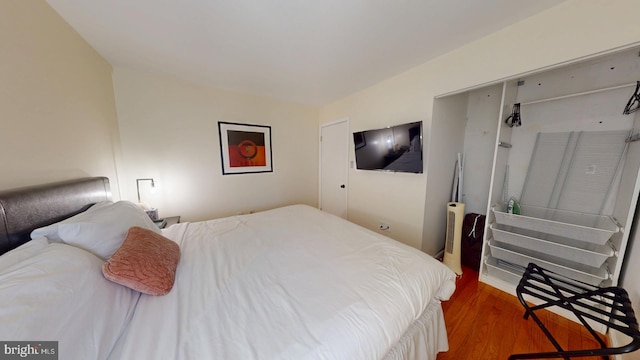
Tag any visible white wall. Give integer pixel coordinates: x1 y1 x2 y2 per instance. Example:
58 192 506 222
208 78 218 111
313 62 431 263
423 94 468 254
463 84 503 215
112 68 319 221
320 0 640 254
0 0 121 195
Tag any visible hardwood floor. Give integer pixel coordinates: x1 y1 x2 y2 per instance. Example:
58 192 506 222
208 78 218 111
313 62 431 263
437 267 607 360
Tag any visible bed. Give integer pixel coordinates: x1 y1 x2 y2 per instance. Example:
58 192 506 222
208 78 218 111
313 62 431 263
0 177 456 360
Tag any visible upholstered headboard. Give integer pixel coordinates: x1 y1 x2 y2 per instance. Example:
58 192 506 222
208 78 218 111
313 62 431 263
0 177 111 255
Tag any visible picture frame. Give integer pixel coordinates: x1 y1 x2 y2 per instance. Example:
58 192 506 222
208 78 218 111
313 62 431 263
353 132 366 150
218 121 273 175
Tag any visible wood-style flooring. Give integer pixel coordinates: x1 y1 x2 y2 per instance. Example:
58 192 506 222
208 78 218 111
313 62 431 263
437 267 607 360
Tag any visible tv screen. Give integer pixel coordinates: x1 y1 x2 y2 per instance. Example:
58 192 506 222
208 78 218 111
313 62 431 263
353 121 423 173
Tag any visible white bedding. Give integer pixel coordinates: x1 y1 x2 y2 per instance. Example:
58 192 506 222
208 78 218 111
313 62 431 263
109 205 455 360
0 238 141 360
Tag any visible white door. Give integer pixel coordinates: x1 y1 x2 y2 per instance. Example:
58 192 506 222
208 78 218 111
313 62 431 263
320 119 349 218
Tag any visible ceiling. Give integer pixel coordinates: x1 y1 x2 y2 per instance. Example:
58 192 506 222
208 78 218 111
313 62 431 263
46 0 565 106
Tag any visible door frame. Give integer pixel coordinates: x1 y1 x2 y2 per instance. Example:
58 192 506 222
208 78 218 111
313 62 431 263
318 117 350 217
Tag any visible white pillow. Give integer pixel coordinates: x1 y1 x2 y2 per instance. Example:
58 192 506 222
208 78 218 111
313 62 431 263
31 201 161 260
31 201 114 242
0 242 141 360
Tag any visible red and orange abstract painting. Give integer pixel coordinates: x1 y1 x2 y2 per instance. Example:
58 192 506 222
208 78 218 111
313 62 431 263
218 122 272 175
226 130 267 167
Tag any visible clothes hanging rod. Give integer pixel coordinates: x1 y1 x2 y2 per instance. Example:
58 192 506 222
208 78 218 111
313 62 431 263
520 82 637 106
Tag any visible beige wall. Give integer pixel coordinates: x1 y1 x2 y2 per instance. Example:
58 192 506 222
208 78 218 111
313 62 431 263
319 0 640 253
112 68 319 222
0 0 121 195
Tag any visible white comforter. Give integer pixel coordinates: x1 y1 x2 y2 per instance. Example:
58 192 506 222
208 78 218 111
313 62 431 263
109 205 456 360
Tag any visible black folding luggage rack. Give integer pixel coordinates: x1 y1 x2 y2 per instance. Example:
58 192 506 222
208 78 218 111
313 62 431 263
509 263 640 359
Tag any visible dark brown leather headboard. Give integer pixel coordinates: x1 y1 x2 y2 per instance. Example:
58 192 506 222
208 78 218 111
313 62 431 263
0 177 111 255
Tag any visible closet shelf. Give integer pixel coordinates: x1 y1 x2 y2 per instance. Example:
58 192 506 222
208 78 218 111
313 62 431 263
484 257 523 284
492 204 619 245
490 224 614 268
488 240 609 286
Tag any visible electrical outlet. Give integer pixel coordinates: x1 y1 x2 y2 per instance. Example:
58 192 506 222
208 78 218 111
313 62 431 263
379 223 391 231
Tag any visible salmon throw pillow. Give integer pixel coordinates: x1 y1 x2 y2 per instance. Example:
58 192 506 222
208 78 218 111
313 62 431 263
102 227 180 295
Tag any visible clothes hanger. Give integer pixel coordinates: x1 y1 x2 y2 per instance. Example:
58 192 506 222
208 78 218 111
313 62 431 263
505 103 521 127
623 81 640 115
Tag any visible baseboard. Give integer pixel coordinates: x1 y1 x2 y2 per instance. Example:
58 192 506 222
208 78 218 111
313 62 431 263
608 330 628 360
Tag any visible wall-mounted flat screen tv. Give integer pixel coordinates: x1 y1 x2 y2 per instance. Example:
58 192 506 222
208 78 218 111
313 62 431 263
353 121 423 173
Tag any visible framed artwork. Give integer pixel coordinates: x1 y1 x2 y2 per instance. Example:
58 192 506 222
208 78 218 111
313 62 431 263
218 121 273 175
353 132 366 150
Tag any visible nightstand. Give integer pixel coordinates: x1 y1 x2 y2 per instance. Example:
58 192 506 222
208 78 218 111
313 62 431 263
156 216 181 229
